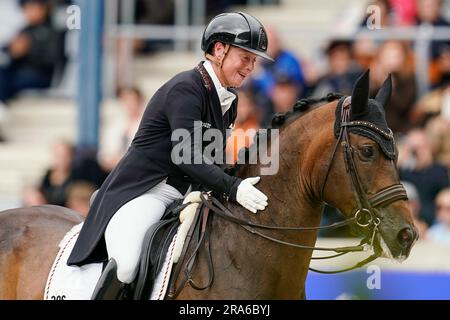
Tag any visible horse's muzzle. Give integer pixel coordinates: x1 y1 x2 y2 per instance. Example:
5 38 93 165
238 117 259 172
397 226 417 254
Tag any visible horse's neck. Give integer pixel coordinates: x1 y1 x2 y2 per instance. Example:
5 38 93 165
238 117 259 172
214 110 332 298
236 167 320 229
234 108 332 226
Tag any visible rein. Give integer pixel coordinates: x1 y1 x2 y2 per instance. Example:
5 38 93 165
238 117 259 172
170 96 409 295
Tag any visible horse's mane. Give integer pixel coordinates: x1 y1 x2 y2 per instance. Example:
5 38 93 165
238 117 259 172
229 92 344 175
269 92 344 129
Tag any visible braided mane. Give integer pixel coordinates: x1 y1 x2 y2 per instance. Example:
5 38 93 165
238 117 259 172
228 92 343 175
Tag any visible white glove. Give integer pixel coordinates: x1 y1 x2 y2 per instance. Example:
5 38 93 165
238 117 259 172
236 177 268 213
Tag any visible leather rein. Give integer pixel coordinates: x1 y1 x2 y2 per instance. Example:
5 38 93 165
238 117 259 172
167 96 408 297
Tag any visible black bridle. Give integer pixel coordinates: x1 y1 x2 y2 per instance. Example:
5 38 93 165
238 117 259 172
171 96 409 295
309 96 408 272
216 96 406 272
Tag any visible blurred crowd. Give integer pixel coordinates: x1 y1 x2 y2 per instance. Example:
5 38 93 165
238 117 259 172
20 86 143 216
314 0 450 244
0 0 450 243
231 0 450 244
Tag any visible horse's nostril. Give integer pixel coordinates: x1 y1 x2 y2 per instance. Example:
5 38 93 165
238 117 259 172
397 227 414 247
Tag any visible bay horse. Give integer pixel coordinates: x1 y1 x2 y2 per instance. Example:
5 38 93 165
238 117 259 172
0 71 417 299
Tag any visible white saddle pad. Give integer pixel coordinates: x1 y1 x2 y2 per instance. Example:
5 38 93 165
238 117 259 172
44 223 102 300
44 192 201 300
44 223 179 300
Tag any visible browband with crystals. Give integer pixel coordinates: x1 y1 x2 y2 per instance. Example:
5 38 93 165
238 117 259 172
340 121 394 140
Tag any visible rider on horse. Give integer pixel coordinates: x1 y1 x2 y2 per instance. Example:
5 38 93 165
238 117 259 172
66 12 273 299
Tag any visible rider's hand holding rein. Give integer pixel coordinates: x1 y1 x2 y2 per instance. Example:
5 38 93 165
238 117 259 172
236 177 268 213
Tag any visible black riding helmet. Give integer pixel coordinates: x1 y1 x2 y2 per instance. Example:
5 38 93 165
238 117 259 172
201 12 274 62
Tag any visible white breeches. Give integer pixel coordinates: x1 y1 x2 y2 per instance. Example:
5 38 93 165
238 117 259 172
104 179 185 283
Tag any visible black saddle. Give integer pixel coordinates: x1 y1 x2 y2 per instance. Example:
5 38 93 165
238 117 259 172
130 199 191 300
127 193 228 300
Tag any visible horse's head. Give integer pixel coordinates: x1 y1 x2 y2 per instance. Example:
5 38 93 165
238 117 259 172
320 70 417 261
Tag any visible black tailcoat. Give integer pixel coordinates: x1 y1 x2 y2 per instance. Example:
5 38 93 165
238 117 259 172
67 62 241 266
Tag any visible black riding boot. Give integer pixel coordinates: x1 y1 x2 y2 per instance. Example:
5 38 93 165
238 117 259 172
91 258 129 300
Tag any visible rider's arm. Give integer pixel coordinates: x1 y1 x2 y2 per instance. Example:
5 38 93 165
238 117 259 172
166 82 242 201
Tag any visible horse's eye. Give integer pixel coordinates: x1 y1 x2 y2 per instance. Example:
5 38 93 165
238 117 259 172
361 146 374 158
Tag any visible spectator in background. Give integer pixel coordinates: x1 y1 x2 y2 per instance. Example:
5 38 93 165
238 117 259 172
40 139 106 206
0 0 63 104
249 26 306 127
402 180 428 239
353 37 378 70
99 87 145 173
313 40 363 98
370 40 417 134
22 185 47 207
390 0 417 26
40 140 77 206
271 71 302 113
411 73 450 126
226 90 260 163
398 128 450 225
422 82 450 173
414 0 450 60
65 181 97 217
428 188 450 245
430 45 450 89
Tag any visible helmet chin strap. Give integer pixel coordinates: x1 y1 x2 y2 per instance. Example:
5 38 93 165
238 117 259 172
205 44 231 88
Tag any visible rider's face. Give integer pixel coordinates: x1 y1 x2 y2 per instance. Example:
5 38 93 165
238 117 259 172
214 44 257 88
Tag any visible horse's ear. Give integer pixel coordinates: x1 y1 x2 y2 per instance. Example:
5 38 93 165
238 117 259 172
374 74 392 109
351 69 370 117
